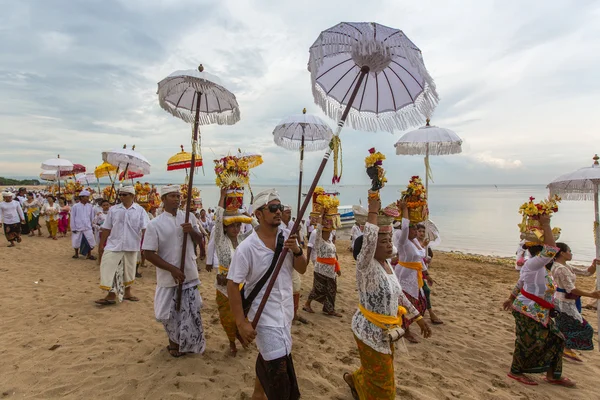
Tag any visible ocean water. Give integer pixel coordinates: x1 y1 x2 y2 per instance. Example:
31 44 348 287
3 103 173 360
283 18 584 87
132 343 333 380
88 182 598 263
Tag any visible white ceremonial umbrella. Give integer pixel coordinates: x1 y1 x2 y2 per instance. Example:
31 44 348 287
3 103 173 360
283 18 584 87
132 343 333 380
39 170 69 182
394 119 463 193
157 64 240 311
273 108 333 216
548 154 600 343
41 155 73 195
252 21 438 327
102 145 151 199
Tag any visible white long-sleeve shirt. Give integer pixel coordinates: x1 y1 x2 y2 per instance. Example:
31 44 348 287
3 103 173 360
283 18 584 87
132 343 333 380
0 200 25 224
70 202 94 232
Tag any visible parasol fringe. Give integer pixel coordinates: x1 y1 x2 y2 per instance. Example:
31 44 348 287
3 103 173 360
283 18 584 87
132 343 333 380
157 76 241 126
311 81 438 133
547 189 596 201
273 136 330 152
395 141 463 156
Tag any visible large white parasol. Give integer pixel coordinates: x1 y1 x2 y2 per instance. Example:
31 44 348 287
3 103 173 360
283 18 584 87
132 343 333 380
273 108 333 216
252 21 437 327
102 145 151 201
394 119 463 193
157 64 241 310
41 155 73 195
548 154 600 342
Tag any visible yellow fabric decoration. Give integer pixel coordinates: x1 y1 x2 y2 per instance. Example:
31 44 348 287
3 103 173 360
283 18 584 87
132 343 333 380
330 136 342 184
218 266 244 290
358 303 407 330
397 260 423 288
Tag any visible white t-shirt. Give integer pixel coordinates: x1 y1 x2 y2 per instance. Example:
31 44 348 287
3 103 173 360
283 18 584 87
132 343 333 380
227 227 295 328
143 210 200 287
102 203 149 252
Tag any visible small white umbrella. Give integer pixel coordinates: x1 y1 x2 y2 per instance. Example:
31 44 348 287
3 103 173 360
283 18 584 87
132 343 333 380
394 119 463 193
75 172 98 192
41 155 73 195
157 64 240 311
102 145 151 176
273 108 333 216
39 170 69 182
548 154 600 341
252 21 438 327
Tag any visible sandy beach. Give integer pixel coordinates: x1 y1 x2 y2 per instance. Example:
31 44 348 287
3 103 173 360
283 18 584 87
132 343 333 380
0 235 599 400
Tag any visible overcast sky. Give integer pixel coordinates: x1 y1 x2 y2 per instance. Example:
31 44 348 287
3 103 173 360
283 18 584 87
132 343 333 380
1 0 599 187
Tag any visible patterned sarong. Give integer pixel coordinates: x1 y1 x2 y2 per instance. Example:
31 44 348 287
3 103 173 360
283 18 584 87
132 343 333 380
216 290 238 343
46 220 58 237
3 223 21 242
159 284 205 354
352 335 395 400
308 271 336 313
402 290 427 328
555 312 594 351
510 311 564 379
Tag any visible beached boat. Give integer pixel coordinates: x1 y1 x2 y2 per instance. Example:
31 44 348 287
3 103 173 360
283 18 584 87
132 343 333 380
339 205 354 226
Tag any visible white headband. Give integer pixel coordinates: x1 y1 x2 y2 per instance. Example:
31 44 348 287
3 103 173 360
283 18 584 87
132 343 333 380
252 188 280 210
161 185 181 197
79 190 91 197
119 186 135 195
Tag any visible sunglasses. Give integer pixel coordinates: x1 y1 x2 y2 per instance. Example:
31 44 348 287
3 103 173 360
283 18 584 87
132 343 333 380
118 193 131 197
260 203 284 213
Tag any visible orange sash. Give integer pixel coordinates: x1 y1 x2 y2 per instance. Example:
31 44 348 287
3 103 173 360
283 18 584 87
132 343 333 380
397 260 423 288
316 257 341 273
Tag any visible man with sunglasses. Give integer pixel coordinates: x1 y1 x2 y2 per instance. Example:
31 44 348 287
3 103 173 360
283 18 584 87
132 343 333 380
227 189 307 400
95 186 149 305
70 190 96 260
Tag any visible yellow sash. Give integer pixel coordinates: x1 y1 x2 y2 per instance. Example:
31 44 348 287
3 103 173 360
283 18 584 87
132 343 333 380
358 303 407 330
397 260 424 289
218 265 243 290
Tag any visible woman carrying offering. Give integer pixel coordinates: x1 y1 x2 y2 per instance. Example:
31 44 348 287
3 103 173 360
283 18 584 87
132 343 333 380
57 198 70 237
304 207 342 317
23 192 42 237
211 187 257 356
343 193 431 400
502 214 574 387
41 195 60 240
550 244 599 361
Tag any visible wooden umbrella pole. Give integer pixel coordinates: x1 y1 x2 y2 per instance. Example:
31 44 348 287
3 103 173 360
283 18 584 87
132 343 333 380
176 92 202 312
252 66 370 328
109 166 121 204
297 126 305 220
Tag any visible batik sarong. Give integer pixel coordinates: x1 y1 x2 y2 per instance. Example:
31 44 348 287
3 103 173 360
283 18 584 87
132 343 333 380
157 282 205 354
510 311 564 379
351 335 395 400
216 290 238 343
402 291 427 328
255 353 300 400
3 223 21 242
307 272 336 313
555 312 594 351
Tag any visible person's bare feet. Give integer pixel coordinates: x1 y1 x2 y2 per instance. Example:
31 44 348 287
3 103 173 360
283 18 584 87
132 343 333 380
429 309 444 324
303 303 315 313
404 329 420 343
324 310 343 317
229 341 238 357
343 372 359 399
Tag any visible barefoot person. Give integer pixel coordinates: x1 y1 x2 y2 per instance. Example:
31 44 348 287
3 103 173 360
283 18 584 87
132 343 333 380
143 185 206 357
41 195 60 240
0 191 25 247
502 215 574 387
304 205 342 317
416 224 443 325
343 194 431 400
70 190 97 260
210 187 257 356
392 201 429 343
23 192 43 237
551 243 600 361
227 189 307 400
95 186 149 305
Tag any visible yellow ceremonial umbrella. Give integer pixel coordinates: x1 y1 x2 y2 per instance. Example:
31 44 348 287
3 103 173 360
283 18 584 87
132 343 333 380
167 145 203 172
95 161 117 180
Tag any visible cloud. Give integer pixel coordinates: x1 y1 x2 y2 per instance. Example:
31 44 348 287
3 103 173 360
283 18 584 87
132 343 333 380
472 152 523 170
0 0 599 187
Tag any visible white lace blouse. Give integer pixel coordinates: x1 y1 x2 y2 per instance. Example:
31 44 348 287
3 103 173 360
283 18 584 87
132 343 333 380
551 261 592 323
393 218 426 298
351 222 420 354
214 206 258 296
313 224 338 279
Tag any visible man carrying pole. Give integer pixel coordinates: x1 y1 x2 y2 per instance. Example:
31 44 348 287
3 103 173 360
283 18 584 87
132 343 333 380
227 189 307 400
